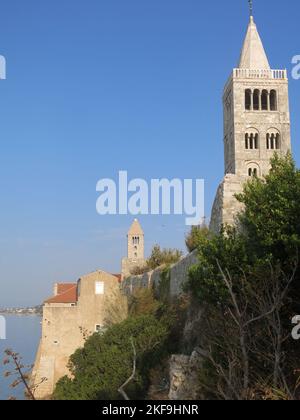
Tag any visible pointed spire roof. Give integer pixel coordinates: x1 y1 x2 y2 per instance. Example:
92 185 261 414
238 16 270 70
128 219 144 235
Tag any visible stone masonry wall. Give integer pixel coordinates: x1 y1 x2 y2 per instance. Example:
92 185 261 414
121 251 198 298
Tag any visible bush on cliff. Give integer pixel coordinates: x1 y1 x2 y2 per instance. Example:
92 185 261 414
129 245 183 276
52 311 174 400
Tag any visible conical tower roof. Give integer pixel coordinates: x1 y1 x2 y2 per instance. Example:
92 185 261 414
238 16 270 70
128 219 144 235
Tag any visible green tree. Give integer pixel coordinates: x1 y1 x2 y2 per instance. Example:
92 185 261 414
146 245 182 271
184 154 300 399
236 153 300 261
185 226 252 304
185 224 210 253
53 314 172 400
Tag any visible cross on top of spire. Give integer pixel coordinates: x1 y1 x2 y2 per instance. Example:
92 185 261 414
248 0 253 17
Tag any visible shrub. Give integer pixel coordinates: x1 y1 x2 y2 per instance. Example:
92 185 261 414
53 314 172 400
185 224 210 252
146 245 182 271
185 154 300 399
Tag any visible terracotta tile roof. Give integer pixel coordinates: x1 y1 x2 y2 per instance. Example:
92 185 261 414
56 283 76 295
45 283 77 304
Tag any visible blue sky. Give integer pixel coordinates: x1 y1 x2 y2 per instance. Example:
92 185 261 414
0 0 299 307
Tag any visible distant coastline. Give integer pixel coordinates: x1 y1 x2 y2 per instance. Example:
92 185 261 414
0 305 42 316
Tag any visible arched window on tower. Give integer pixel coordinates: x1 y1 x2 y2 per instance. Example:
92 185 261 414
266 129 280 150
247 163 260 177
245 133 249 149
270 90 277 111
261 90 268 111
275 133 280 149
245 89 252 110
245 129 259 150
253 89 260 110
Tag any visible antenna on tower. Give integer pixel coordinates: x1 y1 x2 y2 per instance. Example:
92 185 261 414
248 0 253 17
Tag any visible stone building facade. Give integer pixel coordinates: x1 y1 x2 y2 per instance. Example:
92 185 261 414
210 16 292 232
32 271 127 399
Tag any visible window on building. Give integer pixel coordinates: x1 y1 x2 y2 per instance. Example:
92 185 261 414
95 281 104 295
248 166 259 177
245 89 251 110
253 89 260 110
266 130 280 150
261 90 268 111
270 90 277 111
275 133 280 149
95 324 102 333
245 131 259 150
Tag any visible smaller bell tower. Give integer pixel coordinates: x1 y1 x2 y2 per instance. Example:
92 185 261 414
127 219 144 260
121 219 145 279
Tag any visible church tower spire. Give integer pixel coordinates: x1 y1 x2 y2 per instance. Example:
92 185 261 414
121 219 145 279
222 12 291 178
238 15 270 70
127 219 144 260
210 9 292 233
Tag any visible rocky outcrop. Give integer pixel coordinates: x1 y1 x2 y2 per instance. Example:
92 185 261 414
168 351 202 400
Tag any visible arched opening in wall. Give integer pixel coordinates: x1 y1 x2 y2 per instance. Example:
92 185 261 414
248 167 258 177
261 90 268 110
247 163 260 177
245 129 259 150
245 89 251 110
266 133 270 149
270 90 277 111
245 133 249 149
249 134 253 149
275 133 280 149
253 89 260 110
266 129 281 150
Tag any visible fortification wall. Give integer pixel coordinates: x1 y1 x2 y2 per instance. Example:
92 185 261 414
121 251 198 298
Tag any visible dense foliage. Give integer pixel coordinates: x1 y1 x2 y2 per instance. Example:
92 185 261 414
131 245 182 275
185 154 300 399
53 289 184 401
185 224 210 253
